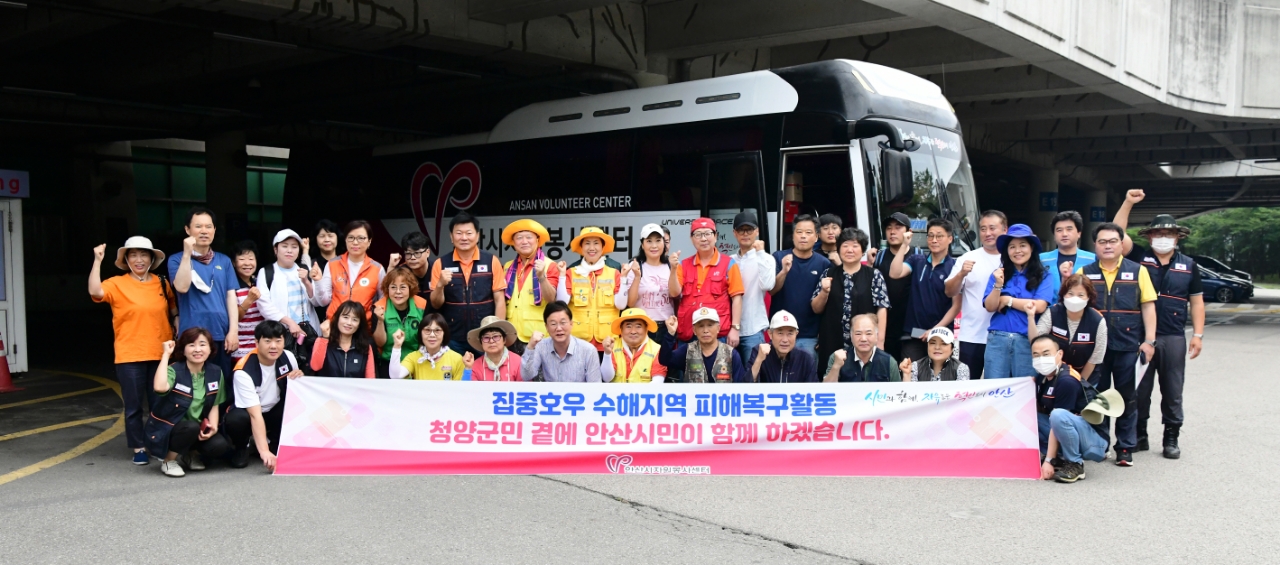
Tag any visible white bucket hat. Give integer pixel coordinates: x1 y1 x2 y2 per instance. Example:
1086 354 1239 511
115 236 165 271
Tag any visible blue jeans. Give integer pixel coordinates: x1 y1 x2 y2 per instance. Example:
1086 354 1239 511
794 338 818 357
1049 408 1108 463
983 331 1034 379
115 361 159 450
736 331 765 366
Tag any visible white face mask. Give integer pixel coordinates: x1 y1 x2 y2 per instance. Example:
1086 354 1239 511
1063 296 1088 313
1150 237 1177 254
1032 357 1059 376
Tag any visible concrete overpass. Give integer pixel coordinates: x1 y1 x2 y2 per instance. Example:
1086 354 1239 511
2 0 1279 241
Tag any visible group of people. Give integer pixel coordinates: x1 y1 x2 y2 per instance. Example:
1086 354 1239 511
89 188 1203 484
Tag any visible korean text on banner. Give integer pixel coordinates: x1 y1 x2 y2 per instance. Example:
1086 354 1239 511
276 379 1041 478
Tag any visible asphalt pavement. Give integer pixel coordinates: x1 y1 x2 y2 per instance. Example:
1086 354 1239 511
1 306 1275 565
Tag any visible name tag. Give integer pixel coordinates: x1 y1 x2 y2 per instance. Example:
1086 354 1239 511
444 267 460 273
1077 333 1091 341
477 264 488 273
1052 326 1068 337
174 383 192 394
1143 257 1155 263
1120 272 1134 281
1175 263 1186 270
1086 274 1102 280
1046 386 1055 395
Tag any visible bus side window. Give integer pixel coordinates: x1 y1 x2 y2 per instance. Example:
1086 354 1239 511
703 152 766 254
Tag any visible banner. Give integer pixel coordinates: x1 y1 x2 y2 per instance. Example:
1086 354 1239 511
275 378 1041 478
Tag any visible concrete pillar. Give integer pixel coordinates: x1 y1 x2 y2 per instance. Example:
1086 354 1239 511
1083 189 1109 252
1028 168 1059 244
205 131 249 245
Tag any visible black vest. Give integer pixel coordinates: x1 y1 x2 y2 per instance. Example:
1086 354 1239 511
1082 259 1144 351
1141 252 1196 336
239 352 298 412
838 348 896 382
319 341 370 379
1047 304 1104 371
818 265 876 369
144 363 222 458
439 252 498 340
911 357 962 381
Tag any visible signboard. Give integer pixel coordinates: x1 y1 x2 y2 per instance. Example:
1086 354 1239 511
1038 192 1058 212
275 378 1041 478
1090 206 1107 222
0 169 29 199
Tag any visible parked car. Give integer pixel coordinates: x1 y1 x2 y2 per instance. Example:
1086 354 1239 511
1198 265 1254 303
1191 255 1251 281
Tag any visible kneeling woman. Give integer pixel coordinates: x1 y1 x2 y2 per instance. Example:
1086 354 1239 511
146 328 230 477
464 315 522 381
390 313 468 380
310 300 377 378
899 327 970 381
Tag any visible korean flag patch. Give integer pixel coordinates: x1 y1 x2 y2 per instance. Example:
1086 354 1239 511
478 264 489 273
1077 333 1091 341
1120 272 1135 281
279 365 290 376
208 381 219 391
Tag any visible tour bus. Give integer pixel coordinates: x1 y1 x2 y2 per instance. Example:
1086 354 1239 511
356 59 981 264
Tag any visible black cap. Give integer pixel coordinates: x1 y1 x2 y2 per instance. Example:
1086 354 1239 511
887 212 912 229
733 211 758 230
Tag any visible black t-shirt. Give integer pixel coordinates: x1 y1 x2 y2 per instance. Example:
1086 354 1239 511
1057 252 1077 271
1035 369 1085 415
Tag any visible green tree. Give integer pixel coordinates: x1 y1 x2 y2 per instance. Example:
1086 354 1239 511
1173 208 1280 279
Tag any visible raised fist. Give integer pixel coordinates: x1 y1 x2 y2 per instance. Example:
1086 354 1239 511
1059 261 1074 279
899 357 912 377
462 351 475 370
245 286 261 304
992 268 1005 286
93 244 106 261
601 336 616 351
556 261 567 273
182 236 196 254
373 303 385 319
301 237 310 255
758 343 771 358
433 268 448 290
820 277 832 294
832 349 847 365
960 259 975 275
392 329 405 347
319 319 331 338
752 240 765 253
781 254 793 272
535 258 549 275
310 264 322 281
528 331 545 350
1125 188 1146 205
665 316 679 335
161 340 176 355
388 253 402 270
866 247 878 264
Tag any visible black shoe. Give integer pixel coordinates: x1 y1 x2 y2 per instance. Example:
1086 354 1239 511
1049 457 1064 470
1136 437 1150 452
1054 461 1086 483
1163 425 1181 460
1115 448 1134 467
230 447 250 469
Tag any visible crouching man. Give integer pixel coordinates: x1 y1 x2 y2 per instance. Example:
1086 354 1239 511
1033 335 1120 483
226 320 304 471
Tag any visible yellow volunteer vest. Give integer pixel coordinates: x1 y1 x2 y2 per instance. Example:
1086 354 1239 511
610 339 662 383
568 266 619 343
504 258 548 342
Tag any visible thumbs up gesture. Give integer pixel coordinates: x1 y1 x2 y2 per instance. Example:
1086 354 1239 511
668 250 681 268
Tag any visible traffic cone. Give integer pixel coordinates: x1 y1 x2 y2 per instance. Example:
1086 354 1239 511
0 336 22 393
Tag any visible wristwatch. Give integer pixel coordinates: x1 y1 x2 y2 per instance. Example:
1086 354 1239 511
731 324 741 331
1193 333 1204 338
1145 340 1157 346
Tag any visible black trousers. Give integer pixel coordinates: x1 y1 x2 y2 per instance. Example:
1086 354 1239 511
959 341 986 379
1137 334 1187 435
1092 349 1139 451
168 419 230 458
224 406 284 455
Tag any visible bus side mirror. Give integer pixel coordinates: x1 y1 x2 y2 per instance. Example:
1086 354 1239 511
881 149 914 206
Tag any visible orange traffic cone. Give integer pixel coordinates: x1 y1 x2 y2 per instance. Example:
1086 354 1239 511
0 336 21 393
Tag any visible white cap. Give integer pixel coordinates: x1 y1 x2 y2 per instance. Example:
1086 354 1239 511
926 327 955 345
273 228 303 247
769 310 798 330
691 307 720 325
640 223 664 239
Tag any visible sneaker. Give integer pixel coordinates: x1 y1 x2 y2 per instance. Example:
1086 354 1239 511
132 450 150 466
1053 461 1086 483
183 452 206 471
1115 449 1134 467
230 447 250 469
160 460 185 477
1049 457 1064 470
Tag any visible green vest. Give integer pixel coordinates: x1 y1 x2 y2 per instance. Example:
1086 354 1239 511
377 296 427 361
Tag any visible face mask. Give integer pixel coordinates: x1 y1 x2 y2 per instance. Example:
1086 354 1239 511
1032 357 1058 376
1150 237 1176 254
1063 296 1088 313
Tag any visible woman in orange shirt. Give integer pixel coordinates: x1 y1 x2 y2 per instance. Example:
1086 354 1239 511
89 237 176 466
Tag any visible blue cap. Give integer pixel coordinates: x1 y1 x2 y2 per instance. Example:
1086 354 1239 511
996 224 1042 255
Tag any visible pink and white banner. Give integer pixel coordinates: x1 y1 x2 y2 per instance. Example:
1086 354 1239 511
275 379 1041 479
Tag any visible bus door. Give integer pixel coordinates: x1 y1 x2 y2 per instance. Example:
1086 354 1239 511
776 147 865 252
702 151 770 254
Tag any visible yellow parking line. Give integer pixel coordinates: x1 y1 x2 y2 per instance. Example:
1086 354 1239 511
0 414 120 442
0 417 124 486
0 371 125 487
0 386 110 410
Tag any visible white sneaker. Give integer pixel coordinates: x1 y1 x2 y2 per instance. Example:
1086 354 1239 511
183 452 206 471
161 460 185 477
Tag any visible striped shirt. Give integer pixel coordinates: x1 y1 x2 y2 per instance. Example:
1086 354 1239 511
520 336 606 382
235 285 263 360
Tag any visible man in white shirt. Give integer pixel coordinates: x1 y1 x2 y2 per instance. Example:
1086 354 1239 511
225 320 304 471
944 210 1008 379
729 211 777 365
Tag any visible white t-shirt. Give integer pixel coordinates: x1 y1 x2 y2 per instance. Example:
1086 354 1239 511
233 350 298 412
947 248 1003 344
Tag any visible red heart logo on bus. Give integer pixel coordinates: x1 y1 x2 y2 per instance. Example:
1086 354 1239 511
410 160 482 254
604 454 633 474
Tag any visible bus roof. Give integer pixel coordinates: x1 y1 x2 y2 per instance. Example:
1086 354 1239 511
374 59 956 157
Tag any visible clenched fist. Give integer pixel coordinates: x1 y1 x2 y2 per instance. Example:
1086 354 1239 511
819 277 832 294
781 254 793 272
665 316 679 335
245 286 261 304
462 351 475 370
93 244 106 261
960 259 975 276
1059 261 1074 279
831 349 847 365
601 336 616 351
757 343 771 358
1125 188 1145 205
388 253 402 270
899 357 913 378
392 329 405 347
992 267 1005 286
161 340 176 355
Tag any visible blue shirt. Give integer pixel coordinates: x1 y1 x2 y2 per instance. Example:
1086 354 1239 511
983 266 1055 334
901 254 956 337
168 252 237 341
770 250 831 339
1040 248 1096 301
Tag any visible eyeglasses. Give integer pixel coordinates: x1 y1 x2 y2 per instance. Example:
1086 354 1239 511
926 234 949 240
403 250 426 259
347 236 369 243
422 328 444 335
692 231 716 240
481 334 504 343
546 320 572 329
1096 238 1121 246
